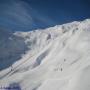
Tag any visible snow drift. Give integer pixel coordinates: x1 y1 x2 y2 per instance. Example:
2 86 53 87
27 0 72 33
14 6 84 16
0 19 90 90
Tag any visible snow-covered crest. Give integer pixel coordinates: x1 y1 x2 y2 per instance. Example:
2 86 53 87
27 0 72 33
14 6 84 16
0 19 90 90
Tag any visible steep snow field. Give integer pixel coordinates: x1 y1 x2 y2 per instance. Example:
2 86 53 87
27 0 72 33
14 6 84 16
0 19 90 90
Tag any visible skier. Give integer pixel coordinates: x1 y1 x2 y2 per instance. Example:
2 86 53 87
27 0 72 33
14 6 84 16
61 68 63 71
64 59 66 62
11 65 13 71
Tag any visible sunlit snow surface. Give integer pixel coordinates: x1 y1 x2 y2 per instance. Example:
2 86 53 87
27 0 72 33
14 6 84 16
0 19 90 90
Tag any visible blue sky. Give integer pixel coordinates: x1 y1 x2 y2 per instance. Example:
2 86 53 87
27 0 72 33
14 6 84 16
0 0 90 31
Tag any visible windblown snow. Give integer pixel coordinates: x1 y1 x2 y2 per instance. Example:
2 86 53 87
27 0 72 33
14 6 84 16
0 19 90 90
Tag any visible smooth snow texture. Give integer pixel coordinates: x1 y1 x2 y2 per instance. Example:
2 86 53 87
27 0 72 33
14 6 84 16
0 19 90 90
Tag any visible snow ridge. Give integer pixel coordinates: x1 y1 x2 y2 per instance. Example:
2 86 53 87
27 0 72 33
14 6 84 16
0 19 90 90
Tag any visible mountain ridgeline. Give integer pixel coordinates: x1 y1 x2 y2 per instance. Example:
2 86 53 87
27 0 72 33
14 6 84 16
0 19 90 90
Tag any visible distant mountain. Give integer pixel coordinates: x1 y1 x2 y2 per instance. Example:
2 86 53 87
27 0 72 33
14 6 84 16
0 29 28 70
0 19 90 90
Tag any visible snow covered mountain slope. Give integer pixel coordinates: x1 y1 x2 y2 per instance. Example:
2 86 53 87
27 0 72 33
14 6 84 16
0 19 90 90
